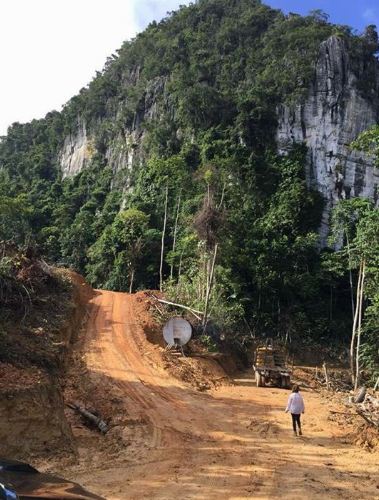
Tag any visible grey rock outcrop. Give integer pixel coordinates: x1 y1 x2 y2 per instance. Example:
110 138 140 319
58 75 169 181
59 120 92 178
277 36 379 242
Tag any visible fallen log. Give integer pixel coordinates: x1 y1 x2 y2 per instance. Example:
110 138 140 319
356 409 379 428
191 352 224 360
152 296 204 320
354 386 366 403
67 402 109 434
329 410 358 416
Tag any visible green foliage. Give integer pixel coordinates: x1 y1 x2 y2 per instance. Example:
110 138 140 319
87 208 158 291
0 194 32 244
330 200 379 382
328 125 379 383
351 125 379 166
0 0 377 360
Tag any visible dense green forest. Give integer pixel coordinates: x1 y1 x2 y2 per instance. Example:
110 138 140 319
0 0 378 383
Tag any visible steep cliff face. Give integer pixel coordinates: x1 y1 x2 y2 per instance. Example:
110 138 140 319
58 35 379 240
59 120 92 177
59 75 168 180
277 36 379 242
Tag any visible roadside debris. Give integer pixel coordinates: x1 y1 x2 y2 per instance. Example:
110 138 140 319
149 293 205 321
355 393 379 428
67 402 109 434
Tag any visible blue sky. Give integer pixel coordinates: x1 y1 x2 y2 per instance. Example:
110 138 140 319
265 0 379 33
0 0 378 135
135 1 379 34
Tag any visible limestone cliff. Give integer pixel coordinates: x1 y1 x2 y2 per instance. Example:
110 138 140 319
58 36 379 241
277 36 379 242
59 75 168 180
59 120 92 177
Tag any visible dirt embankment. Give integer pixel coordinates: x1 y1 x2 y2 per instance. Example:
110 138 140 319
0 371 73 458
0 270 92 461
133 291 237 390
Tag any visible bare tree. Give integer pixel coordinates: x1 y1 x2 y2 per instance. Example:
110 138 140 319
160 185 169 291
354 260 366 390
170 192 181 280
202 243 218 331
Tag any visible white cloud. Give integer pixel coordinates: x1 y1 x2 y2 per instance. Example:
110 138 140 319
0 0 190 135
132 0 191 30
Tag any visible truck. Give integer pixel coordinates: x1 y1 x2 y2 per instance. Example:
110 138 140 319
253 342 291 388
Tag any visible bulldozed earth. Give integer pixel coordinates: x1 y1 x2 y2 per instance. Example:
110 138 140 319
1 275 379 499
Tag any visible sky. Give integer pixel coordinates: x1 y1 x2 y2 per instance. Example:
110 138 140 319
266 0 379 32
0 0 378 136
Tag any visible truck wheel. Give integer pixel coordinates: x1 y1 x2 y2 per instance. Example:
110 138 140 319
256 372 264 387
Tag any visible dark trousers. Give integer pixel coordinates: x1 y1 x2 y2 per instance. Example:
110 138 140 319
291 413 301 432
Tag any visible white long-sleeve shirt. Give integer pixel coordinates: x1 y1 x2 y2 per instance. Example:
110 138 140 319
286 392 305 414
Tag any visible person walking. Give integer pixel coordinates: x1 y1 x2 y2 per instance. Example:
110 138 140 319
285 384 305 436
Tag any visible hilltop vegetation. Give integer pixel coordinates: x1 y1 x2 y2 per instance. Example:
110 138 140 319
0 0 378 382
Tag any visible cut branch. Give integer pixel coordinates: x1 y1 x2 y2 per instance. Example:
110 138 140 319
153 296 204 320
356 409 379 428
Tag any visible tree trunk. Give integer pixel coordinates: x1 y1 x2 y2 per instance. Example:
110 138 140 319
202 244 218 331
178 250 183 279
217 182 226 209
160 185 169 292
176 249 184 294
355 260 366 391
67 403 108 434
129 267 135 294
350 261 363 387
170 193 181 280
154 297 204 320
323 362 330 391
201 252 207 301
346 233 355 320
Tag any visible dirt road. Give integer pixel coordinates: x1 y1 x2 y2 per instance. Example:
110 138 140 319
64 290 379 499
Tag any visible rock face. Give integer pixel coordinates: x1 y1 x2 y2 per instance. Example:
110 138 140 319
59 75 168 181
277 36 379 242
59 120 92 178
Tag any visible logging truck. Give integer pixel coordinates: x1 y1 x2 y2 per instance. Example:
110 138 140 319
253 343 291 388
